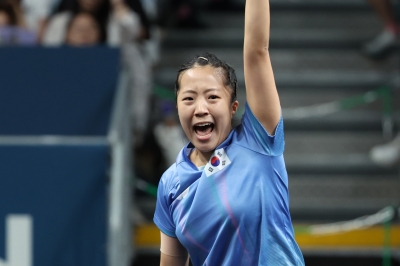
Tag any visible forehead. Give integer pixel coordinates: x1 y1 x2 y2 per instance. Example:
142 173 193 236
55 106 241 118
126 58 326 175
179 66 226 89
74 14 94 23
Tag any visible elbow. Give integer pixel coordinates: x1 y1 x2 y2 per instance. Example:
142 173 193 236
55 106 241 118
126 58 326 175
244 43 270 60
258 44 270 55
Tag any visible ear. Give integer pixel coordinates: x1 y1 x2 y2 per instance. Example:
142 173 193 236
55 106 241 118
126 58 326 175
231 101 239 117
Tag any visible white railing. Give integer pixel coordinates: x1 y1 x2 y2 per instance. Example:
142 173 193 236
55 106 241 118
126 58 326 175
107 68 134 266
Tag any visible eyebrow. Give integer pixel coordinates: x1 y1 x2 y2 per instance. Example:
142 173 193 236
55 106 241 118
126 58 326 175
181 88 218 94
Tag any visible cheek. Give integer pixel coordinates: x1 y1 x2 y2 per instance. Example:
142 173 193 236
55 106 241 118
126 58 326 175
177 108 189 126
213 109 231 129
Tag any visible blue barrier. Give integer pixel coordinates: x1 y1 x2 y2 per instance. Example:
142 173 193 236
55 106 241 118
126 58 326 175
0 144 108 266
0 47 122 266
0 47 120 136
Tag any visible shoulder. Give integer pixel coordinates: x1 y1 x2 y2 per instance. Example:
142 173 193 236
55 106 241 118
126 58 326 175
160 163 179 191
158 145 198 203
233 103 285 156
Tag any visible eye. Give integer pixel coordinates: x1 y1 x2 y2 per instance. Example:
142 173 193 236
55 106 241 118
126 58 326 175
182 97 193 101
209 95 219 99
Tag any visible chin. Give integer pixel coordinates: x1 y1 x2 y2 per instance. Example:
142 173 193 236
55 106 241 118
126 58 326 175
194 142 218 154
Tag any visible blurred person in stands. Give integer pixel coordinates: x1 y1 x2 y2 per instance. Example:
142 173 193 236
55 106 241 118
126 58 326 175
43 0 142 45
43 0 153 144
64 11 104 46
364 0 400 167
42 0 152 45
362 0 400 59
153 100 187 167
0 0 36 44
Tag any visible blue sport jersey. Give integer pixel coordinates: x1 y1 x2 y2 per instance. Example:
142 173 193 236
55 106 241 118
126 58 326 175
154 104 305 266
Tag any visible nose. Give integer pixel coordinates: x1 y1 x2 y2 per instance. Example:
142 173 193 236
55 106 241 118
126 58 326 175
194 99 209 117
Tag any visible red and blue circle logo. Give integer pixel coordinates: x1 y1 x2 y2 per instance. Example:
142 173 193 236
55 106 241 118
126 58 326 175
211 156 220 167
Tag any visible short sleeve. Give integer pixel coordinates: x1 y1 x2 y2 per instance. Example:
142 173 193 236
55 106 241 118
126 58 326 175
153 174 177 238
241 103 284 156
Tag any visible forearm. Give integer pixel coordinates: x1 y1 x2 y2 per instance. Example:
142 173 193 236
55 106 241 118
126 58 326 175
244 0 271 52
159 232 189 266
243 0 281 134
109 5 141 43
160 253 189 266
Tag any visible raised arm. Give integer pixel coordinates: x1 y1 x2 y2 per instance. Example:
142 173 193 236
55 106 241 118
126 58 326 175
109 0 141 43
243 0 281 134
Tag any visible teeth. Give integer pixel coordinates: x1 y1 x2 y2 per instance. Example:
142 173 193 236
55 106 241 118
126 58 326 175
196 123 211 127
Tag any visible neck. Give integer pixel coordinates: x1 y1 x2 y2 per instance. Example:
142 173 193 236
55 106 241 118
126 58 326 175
190 148 213 167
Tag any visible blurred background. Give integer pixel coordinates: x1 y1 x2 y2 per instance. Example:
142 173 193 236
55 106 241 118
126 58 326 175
0 0 399 265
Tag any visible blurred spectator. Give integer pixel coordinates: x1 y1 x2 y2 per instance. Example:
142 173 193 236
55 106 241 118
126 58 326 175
370 133 400 167
362 0 400 59
153 100 187 167
43 0 141 45
43 0 153 144
0 0 36 45
64 11 103 46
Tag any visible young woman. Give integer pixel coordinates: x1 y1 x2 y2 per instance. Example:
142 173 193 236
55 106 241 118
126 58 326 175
153 0 305 264
64 12 103 47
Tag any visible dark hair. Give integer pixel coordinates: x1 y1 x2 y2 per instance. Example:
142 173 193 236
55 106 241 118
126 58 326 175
54 0 109 43
0 1 18 25
175 52 238 103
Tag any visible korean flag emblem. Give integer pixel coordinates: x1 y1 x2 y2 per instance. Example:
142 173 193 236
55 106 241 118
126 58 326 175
205 148 231 177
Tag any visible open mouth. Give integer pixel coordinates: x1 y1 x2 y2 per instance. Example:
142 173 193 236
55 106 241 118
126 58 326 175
193 123 214 137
